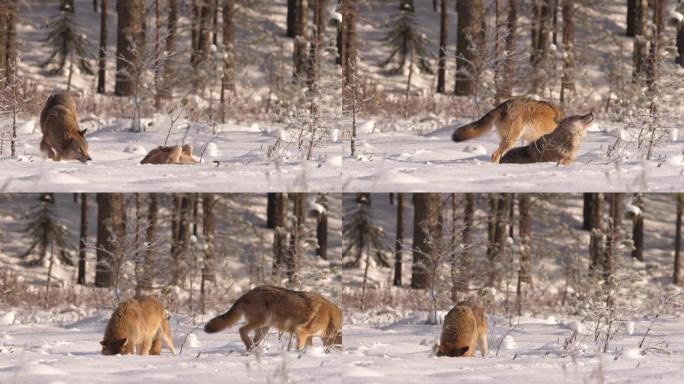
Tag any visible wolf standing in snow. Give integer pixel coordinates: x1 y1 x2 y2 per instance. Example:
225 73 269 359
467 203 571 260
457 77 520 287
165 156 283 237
100 296 176 356
204 285 342 351
140 144 198 164
452 97 565 163
39 93 91 162
500 112 595 165
436 301 488 357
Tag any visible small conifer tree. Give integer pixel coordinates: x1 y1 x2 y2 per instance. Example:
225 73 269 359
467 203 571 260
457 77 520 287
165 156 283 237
22 194 73 266
41 10 93 85
343 196 389 268
381 10 433 75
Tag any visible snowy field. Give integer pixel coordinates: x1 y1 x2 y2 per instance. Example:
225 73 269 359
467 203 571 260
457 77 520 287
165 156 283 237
342 312 684 384
0 312 341 384
342 120 684 193
0 120 341 192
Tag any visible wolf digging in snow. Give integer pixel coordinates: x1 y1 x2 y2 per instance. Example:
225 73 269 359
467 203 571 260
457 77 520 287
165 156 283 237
204 285 342 351
436 301 488 357
39 93 91 162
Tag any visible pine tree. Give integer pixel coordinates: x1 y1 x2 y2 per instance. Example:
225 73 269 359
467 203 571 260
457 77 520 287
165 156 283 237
22 194 73 267
381 10 433 75
343 194 388 268
41 9 93 84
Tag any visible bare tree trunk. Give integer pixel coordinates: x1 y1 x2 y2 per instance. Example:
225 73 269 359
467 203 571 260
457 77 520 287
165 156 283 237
560 0 575 105
315 194 328 260
583 193 594 230
221 0 236 123
293 0 310 81
160 0 178 99
172 195 192 285
273 193 289 276
518 194 531 285
589 193 604 275
115 0 144 96
455 0 483 96
97 0 108 94
267 193 277 229
626 0 637 37
436 0 448 93
287 0 297 38
394 193 404 286
411 194 441 289
531 0 553 93
675 194 682 284
4 0 16 88
342 0 358 104
202 194 216 283
632 194 644 262
78 193 88 285
95 193 125 288
140 193 158 291
603 194 623 282
632 0 648 80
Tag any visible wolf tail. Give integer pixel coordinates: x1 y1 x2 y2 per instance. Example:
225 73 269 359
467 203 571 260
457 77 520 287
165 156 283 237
451 106 502 142
204 298 243 333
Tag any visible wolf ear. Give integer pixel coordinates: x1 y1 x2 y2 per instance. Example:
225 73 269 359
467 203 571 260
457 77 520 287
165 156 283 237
80 128 87 136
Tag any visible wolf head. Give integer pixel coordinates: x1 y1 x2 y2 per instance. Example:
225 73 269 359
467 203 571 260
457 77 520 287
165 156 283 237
100 338 129 355
62 128 91 162
436 342 469 357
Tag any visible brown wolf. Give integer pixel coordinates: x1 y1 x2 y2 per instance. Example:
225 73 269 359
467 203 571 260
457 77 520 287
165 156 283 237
140 144 198 164
100 296 176 356
436 301 488 357
500 112 594 165
452 97 564 163
39 93 91 162
204 285 342 351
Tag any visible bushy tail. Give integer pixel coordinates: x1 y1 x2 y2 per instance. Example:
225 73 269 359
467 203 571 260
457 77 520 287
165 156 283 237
204 300 243 333
451 107 501 142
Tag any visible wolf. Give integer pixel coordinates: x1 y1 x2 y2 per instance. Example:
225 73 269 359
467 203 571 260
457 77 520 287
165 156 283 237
140 144 198 164
204 285 342 351
436 301 488 357
500 112 594 165
100 296 176 356
451 97 565 163
39 93 91 162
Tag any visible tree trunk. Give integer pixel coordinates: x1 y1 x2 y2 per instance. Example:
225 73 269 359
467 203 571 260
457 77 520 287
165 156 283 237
436 0 448 93
603 193 623 282
273 193 289 276
287 0 297 38
560 0 575 105
675 194 682 284
293 0 309 81
77 193 88 285
411 193 441 289
632 0 648 80
172 194 192 285
0 3 7 81
4 0 16 87
95 193 125 288
160 0 178 99
60 0 75 12
531 0 553 92
583 193 594 230
202 194 216 283
140 193 158 291
449 194 458 301
626 0 636 37
455 0 483 96
342 0 358 106
221 0 236 122
518 194 531 285
115 0 144 96
589 193 604 275
394 193 404 286
97 0 108 94
632 194 644 262
315 194 328 260
191 0 213 93
267 193 277 229
678 16 684 67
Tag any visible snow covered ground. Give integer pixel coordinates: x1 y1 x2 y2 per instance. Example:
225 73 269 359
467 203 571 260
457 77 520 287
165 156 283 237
342 312 684 383
342 120 684 192
0 119 341 192
0 312 341 384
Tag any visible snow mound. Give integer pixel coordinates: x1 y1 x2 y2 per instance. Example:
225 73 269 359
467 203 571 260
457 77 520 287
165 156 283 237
16 120 35 135
329 128 340 143
123 145 147 155
546 315 558 324
626 321 636 335
0 311 16 325
623 348 643 359
35 171 86 185
501 335 517 350
203 142 220 157
10 362 68 376
358 120 375 134
463 144 487 155
345 366 384 378
185 333 200 348
327 155 342 167
665 155 684 166
668 128 678 142
586 122 601 132
305 346 327 357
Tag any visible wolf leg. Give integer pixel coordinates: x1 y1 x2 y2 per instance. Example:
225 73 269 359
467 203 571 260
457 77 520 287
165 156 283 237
239 321 263 351
478 332 488 357
253 326 271 346
161 317 176 355
492 118 525 163
150 334 163 355
140 339 152 355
